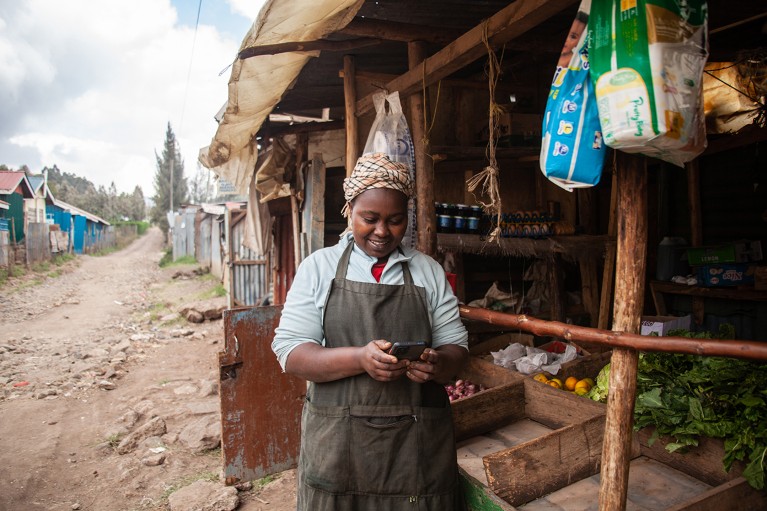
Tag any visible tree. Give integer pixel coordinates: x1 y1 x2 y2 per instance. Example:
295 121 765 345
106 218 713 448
150 123 188 231
189 162 213 204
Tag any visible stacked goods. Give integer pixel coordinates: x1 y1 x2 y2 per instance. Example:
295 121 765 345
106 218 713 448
487 210 558 238
532 373 595 397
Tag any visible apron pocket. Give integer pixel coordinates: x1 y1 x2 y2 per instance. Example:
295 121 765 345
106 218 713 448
348 408 418 495
417 406 458 494
301 402 350 494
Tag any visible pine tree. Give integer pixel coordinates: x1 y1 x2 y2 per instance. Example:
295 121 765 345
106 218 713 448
151 123 188 231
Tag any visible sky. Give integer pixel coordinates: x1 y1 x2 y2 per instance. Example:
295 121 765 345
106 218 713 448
0 0 267 197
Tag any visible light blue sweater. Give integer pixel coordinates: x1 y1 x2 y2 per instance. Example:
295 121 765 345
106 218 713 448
272 233 468 371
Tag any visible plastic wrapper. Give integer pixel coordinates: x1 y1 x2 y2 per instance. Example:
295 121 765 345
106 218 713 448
540 0 607 191
589 0 709 166
491 343 578 375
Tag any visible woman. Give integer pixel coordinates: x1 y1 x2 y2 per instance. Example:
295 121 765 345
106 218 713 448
272 152 469 510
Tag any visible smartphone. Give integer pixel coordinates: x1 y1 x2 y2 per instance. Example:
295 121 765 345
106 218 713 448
388 341 428 361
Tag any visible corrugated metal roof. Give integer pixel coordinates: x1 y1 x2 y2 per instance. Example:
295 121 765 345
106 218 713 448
0 171 35 198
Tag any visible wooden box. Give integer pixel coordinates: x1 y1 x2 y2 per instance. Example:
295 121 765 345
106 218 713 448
450 356 525 442
457 381 767 511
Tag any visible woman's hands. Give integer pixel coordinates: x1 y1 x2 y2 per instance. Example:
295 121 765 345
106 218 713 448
360 340 409 381
408 344 468 385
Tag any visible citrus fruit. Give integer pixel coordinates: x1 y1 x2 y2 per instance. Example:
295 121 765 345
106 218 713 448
574 379 592 393
564 376 578 391
582 377 595 388
574 387 589 396
533 373 549 383
547 380 562 389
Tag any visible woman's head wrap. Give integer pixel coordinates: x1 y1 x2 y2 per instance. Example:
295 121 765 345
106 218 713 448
341 153 413 217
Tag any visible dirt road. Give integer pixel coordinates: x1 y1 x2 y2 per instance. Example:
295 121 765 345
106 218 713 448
0 228 296 511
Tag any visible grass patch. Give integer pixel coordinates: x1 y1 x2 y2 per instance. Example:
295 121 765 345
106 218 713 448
47 269 62 279
198 283 227 299
159 251 198 269
255 473 279 490
53 253 76 266
31 261 50 273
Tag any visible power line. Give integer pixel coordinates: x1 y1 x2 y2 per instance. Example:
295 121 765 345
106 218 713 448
178 0 203 139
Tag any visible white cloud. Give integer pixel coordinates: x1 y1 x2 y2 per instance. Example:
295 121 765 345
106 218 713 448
0 0 248 197
226 0 267 21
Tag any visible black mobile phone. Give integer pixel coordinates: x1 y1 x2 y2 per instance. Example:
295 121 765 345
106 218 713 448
388 341 428 361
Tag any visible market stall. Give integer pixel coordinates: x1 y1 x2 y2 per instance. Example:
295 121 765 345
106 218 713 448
202 1 767 510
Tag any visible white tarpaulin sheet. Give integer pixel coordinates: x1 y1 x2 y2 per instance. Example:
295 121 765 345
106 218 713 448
198 0 363 192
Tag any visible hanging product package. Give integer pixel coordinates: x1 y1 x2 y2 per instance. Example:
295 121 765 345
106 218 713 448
540 0 607 191
589 0 709 166
362 91 417 248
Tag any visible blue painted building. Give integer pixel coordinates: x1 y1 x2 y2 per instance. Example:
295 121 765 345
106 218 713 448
47 198 111 254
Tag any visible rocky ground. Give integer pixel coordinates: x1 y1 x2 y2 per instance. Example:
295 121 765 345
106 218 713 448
0 227 297 511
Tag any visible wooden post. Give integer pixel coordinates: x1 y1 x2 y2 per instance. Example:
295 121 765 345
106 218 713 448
343 55 359 177
548 254 566 323
598 166 619 329
599 153 647 511
408 41 437 256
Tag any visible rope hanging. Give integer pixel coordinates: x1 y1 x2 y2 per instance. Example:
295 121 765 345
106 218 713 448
467 21 505 242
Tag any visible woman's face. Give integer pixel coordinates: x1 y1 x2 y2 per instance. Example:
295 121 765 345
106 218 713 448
349 188 409 261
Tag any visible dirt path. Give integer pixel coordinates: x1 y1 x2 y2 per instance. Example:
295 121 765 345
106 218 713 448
0 228 296 511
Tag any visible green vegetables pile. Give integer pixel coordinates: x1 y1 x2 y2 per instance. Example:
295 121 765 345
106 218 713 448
589 326 767 489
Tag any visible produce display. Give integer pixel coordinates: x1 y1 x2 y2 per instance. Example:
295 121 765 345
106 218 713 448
532 372 594 395
586 326 767 490
445 379 486 401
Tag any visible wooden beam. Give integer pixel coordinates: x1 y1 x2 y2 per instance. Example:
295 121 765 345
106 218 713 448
355 0 577 116
239 38 380 59
269 119 344 137
458 305 767 362
408 42 437 256
339 17 461 45
599 153 648 511
340 69 540 95
343 55 359 177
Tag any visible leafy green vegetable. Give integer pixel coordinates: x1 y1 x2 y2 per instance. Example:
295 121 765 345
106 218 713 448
586 362 610 403
634 348 767 489
586 325 767 489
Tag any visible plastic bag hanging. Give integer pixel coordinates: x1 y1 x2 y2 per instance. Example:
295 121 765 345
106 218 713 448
362 91 417 249
540 0 607 191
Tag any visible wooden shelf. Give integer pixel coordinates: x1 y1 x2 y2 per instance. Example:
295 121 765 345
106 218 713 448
649 280 767 325
437 233 614 260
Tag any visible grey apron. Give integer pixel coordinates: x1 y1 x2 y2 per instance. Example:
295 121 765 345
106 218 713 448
297 242 465 511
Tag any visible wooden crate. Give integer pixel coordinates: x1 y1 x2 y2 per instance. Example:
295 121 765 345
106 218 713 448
457 383 767 511
454 376 608 507
450 356 525 442
469 332 612 383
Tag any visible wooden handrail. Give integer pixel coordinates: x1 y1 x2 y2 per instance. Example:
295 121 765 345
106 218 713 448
459 305 767 362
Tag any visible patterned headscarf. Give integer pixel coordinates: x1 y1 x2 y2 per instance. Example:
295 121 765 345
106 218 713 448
341 153 413 217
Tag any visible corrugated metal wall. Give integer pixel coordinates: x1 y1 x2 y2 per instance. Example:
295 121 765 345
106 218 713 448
211 217 224 280
229 211 269 307
26 223 51 265
197 215 212 266
172 210 197 260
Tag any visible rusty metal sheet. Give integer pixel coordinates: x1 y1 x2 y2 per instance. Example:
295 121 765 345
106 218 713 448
220 305 305 484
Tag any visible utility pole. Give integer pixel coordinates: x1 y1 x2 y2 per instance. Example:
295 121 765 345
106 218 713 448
169 147 174 215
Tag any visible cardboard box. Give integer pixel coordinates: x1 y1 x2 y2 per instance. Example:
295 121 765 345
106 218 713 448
697 263 756 287
686 240 763 265
641 315 692 336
